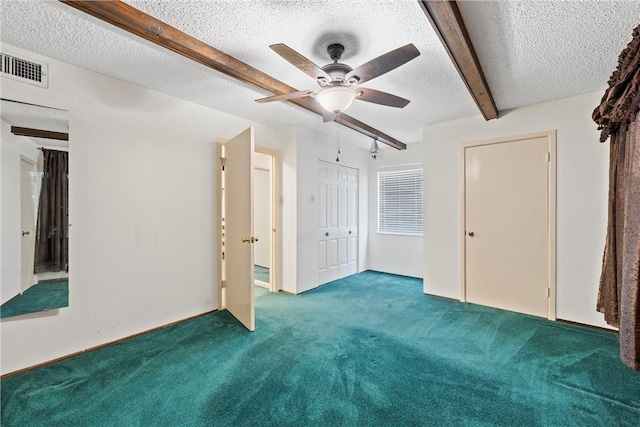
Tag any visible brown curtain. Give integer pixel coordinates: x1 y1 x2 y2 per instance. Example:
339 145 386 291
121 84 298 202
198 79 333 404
34 149 69 274
593 25 640 370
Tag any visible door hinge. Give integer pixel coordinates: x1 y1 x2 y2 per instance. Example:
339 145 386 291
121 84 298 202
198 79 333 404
547 152 551 162
221 280 226 288
547 288 550 297
221 157 226 171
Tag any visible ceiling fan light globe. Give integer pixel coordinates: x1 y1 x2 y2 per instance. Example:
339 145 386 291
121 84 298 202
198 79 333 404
317 86 357 113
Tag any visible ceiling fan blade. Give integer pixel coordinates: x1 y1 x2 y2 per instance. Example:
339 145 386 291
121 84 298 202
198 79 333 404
323 110 337 123
255 90 316 103
270 44 332 82
356 88 411 108
345 44 420 85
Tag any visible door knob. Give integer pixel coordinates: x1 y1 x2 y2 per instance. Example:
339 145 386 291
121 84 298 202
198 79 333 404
325 232 329 237
467 231 475 237
348 230 352 234
242 237 251 243
22 231 30 236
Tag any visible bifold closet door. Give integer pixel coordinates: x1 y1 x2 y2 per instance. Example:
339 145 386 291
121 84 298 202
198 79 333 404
318 161 358 285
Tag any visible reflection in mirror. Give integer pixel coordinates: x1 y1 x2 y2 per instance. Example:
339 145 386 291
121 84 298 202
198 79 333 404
253 152 272 291
1 99 69 318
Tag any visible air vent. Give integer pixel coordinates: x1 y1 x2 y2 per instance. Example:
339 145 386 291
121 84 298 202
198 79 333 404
1 52 48 88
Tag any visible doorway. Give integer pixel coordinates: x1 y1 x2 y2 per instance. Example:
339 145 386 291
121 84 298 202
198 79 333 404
253 149 279 293
461 131 556 319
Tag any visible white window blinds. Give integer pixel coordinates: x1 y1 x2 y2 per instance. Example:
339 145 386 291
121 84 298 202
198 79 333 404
378 169 423 236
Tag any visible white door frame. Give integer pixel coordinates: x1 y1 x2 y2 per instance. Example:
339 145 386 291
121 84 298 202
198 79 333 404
460 130 557 320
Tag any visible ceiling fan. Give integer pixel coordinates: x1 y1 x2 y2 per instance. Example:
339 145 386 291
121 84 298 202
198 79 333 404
255 43 421 122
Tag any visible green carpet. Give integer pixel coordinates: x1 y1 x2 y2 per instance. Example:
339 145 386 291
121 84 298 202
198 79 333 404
254 284 270 298
2 271 639 426
255 264 270 283
0 279 69 318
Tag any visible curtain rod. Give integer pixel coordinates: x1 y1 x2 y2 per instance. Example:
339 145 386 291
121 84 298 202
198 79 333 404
38 146 69 153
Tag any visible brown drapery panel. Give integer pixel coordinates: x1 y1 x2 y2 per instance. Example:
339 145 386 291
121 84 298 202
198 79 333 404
593 25 640 370
34 149 69 274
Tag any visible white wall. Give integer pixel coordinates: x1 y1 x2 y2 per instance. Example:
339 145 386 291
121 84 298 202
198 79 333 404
0 45 296 374
423 91 610 328
367 142 424 278
1 119 39 304
294 126 369 294
276 128 298 294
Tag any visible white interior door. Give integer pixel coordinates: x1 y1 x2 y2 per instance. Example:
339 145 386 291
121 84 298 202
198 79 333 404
463 134 555 318
318 161 358 285
224 127 255 331
20 157 37 293
318 162 340 284
338 167 358 276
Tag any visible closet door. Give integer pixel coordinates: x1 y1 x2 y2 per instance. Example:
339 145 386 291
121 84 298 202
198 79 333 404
463 133 555 318
340 167 358 277
318 162 340 284
318 161 358 285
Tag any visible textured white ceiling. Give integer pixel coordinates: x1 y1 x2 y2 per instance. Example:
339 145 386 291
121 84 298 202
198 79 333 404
1 1 639 149
458 0 640 112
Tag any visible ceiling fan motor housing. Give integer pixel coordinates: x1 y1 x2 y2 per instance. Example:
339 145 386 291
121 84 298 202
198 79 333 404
327 43 345 61
321 62 353 84
321 44 356 85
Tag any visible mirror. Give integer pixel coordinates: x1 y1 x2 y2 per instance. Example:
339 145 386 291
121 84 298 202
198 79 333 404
1 99 69 318
253 152 272 290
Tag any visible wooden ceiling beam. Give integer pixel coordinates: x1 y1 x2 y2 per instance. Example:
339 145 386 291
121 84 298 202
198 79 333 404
11 126 69 141
59 0 406 150
418 0 498 120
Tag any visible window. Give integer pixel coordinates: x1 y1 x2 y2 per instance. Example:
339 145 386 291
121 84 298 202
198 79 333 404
378 168 423 236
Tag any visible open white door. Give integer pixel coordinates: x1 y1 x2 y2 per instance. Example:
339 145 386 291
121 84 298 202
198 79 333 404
224 127 255 331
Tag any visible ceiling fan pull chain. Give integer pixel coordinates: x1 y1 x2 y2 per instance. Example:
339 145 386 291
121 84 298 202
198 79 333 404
336 113 341 162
